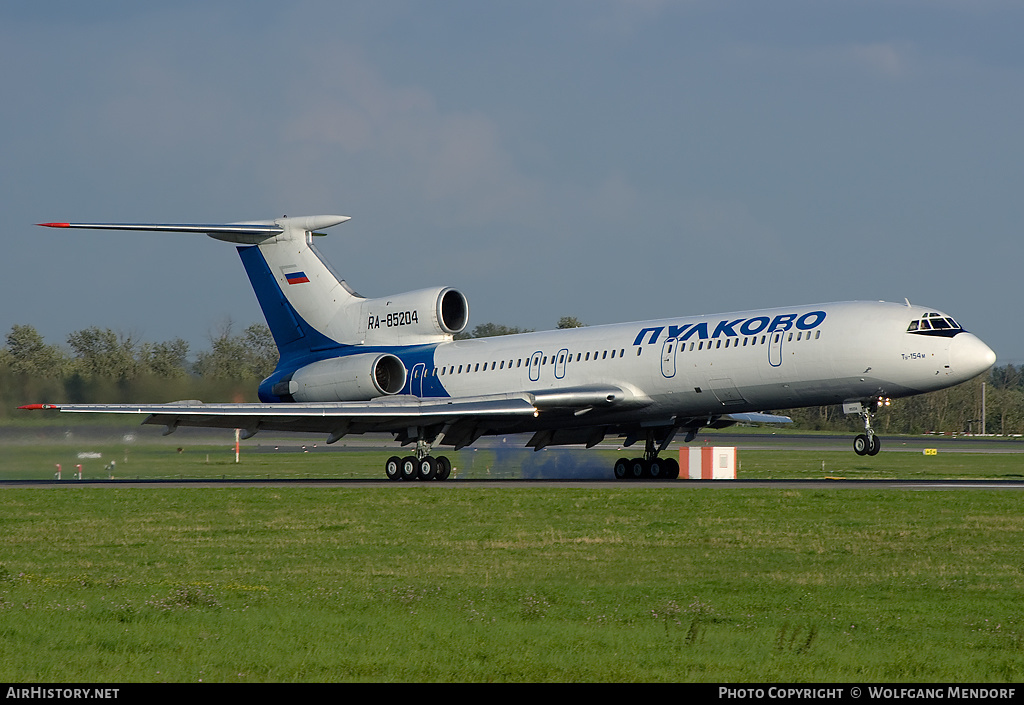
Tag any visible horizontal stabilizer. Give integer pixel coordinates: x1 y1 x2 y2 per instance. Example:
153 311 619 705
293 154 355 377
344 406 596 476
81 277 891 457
37 215 351 244
38 222 284 235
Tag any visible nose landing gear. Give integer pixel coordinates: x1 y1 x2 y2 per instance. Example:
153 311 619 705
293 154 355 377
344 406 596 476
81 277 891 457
848 398 889 456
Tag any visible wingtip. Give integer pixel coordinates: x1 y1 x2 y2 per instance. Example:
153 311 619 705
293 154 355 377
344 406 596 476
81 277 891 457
18 403 59 410
37 222 70 228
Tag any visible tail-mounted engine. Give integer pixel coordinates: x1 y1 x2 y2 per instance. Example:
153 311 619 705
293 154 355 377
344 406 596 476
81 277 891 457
273 352 407 402
358 286 468 345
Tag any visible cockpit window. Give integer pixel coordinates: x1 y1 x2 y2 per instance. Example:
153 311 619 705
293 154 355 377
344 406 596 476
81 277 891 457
907 313 963 337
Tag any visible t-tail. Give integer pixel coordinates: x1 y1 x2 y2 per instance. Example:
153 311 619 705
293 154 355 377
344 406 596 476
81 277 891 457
38 216 470 399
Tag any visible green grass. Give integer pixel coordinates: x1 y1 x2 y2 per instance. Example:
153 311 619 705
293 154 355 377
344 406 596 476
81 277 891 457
2 487 1024 681
2 428 1024 681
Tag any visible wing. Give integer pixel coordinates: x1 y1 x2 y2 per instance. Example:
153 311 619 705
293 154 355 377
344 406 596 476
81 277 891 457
19 386 788 450
19 385 640 450
20 394 542 448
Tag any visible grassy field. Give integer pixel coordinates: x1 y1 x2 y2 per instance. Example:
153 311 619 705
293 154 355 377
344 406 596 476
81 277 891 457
2 487 1024 682
2 430 1024 682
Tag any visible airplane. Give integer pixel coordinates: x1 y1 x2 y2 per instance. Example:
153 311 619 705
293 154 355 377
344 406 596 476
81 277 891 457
23 214 997 480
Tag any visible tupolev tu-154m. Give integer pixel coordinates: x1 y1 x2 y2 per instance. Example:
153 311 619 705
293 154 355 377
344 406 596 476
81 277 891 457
23 215 996 480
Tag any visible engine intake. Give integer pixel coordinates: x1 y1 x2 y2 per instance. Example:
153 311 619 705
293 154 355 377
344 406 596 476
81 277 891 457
283 353 407 402
359 286 468 344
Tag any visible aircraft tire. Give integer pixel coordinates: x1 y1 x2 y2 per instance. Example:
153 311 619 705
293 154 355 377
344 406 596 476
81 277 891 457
614 458 630 480
400 456 418 480
385 456 403 481
435 455 452 481
648 458 665 479
629 458 647 480
868 435 881 456
417 456 437 481
853 435 869 456
664 457 680 480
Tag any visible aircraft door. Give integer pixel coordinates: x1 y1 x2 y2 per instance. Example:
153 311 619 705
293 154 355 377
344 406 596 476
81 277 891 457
555 348 569 379
411 362 426 397
769 331 784 367
661 338 677 378
529 351 543 382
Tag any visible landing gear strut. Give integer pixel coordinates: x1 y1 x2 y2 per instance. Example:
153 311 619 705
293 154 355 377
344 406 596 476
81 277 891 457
614 429 680 480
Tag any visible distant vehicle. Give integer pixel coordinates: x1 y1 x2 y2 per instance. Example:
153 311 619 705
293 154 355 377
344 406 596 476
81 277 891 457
25 215 996 479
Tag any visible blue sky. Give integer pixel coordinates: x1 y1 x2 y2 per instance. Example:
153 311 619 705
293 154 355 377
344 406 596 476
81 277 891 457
2 1 1022 363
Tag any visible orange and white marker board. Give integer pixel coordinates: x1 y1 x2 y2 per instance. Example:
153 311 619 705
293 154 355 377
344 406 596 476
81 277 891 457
679 447 737 479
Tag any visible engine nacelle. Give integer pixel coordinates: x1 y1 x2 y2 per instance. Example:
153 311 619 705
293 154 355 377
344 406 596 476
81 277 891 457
358 286 468 345
280 353 407 402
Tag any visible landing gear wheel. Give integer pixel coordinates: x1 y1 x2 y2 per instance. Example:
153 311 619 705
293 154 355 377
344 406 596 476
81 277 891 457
400 456 418 481
663 457 680 480
648 458 665 479
416 456 437 481
385 456 403 481
629 458 647 479
853 435 869 456
435 455 452 481
614 458 630 480
868 435 881 456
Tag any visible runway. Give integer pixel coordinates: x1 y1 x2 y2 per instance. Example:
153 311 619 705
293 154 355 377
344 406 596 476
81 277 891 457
4 478 1024 490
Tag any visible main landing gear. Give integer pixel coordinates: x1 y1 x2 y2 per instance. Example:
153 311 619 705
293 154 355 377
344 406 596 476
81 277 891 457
384 430 453 481
613 429 680 480
385 454 452 481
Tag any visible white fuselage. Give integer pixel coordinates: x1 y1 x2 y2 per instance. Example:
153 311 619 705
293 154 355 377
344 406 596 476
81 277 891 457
287 300 994 434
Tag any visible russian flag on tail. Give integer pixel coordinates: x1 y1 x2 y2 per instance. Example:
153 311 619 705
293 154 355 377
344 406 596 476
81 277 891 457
285 271 310 285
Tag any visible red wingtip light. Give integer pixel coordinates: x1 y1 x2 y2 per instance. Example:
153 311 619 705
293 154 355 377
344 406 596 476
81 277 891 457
18 404 57 410
37 222 70 228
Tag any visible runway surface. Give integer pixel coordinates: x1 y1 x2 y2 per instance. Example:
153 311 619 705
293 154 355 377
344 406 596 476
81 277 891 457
3 478 1024 490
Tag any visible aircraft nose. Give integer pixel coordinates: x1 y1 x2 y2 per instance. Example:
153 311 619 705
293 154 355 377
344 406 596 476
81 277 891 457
949 333 997 380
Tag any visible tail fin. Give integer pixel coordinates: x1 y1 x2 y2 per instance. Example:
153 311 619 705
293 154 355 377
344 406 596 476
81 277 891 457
38 215 361 365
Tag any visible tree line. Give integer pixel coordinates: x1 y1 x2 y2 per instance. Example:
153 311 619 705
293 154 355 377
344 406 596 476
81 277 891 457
2 320 1021 435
